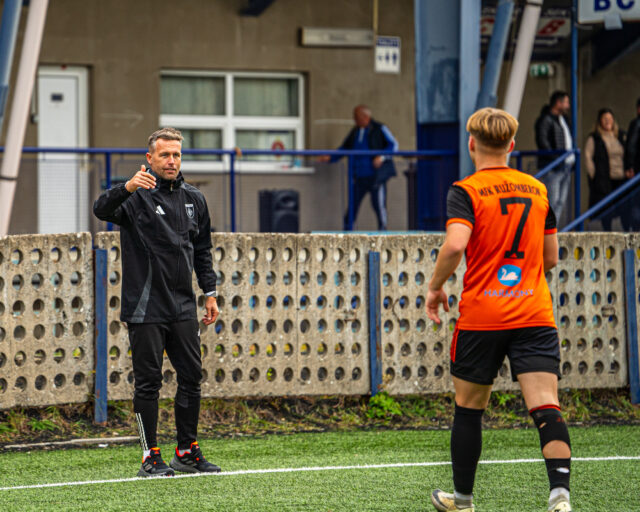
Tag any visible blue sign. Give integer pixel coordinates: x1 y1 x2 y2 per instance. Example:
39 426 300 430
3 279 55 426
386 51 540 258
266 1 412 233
497 264 522 287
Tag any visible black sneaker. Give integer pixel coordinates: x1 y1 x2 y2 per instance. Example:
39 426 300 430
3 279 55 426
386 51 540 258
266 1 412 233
170 441 221 473
137 447 175 477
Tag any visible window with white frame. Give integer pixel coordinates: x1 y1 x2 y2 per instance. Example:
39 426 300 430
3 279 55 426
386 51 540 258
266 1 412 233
160 71 305 173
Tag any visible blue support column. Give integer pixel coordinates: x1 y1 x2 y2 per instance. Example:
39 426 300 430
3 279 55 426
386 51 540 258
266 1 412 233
347 156 354 231
571 1 581 227
414 0 479 229
229 152 236 232
0 0 22 135
623 249 639 404
476 0 514 109
368 251 382 395
94 248 108 424
105 152 113 232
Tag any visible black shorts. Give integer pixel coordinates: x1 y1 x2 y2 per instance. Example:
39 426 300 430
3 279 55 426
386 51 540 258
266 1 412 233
450 326 561 385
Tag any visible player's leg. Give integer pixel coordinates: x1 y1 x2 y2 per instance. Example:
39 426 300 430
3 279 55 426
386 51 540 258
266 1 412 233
343 178 368 230
369 180 388 230
509 327 571 512
431 329 507 511
165 318 220 473
129 322 174 476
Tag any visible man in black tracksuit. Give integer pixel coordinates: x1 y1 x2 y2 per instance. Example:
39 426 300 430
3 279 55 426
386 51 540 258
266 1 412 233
320 105 398 230
624 97 640 230
93 127 220 477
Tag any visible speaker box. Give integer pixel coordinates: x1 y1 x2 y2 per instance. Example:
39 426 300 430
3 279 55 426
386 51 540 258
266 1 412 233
259 189 299 233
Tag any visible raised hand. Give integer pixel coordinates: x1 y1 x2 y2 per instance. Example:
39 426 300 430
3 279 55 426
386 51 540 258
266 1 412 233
125 165 156 193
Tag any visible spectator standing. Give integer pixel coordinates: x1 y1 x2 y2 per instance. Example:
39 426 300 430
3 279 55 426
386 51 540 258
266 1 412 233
319 105 398 230
534 91 575 226
584 108 627 231
624 98 640 230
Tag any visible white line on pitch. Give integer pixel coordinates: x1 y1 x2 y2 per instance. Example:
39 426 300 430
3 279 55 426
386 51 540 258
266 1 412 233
1 456 639 492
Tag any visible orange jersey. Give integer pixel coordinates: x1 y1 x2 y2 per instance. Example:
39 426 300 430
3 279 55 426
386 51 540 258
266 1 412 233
446 167 557 330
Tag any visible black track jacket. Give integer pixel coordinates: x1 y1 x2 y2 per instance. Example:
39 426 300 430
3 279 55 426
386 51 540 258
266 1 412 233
93 171 216 323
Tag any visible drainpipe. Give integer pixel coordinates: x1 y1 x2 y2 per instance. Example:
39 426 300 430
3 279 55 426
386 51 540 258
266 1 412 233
0 0 49 236
502 0 542 118
0 0 22 136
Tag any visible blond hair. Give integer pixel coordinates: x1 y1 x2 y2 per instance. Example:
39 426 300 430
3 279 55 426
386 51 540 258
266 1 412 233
466 107 518 153
148 127 183 152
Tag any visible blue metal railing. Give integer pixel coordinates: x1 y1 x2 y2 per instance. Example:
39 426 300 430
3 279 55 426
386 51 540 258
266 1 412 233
6 146 456 232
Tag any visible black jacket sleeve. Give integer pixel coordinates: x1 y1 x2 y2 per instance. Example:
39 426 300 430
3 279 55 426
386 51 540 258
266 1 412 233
625 119 639 171
536 115 554 151
193 197 216 294
93 183 133 226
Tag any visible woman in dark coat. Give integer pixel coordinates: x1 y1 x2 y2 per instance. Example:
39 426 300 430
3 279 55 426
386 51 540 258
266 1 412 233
584 108 627 231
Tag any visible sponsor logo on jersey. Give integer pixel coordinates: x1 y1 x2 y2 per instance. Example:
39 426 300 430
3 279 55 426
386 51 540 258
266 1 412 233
155 205 166 215
497 264 521 286
185 203 194 218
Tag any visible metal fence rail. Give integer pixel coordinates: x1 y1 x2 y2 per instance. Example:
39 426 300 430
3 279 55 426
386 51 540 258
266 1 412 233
1 232 637 416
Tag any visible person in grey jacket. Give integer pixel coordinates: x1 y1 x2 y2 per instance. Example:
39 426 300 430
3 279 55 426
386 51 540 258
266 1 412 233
93 127 220 477
535 91 575 226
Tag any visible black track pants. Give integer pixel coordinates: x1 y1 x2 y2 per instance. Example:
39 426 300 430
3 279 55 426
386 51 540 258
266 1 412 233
128 319 202 450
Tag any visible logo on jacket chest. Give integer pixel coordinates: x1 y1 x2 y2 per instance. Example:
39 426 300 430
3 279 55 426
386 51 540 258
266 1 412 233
185 203 194 218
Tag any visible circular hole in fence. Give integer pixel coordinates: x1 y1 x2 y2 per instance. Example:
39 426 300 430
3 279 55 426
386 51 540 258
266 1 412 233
606 269 616 282
300 343 310 356
594 361 604 374
200 344 208 359
574 270 584 283
231 271 243 286
559 293 568 307
282 367 293 382
70 271 82 286
401 343 411 357
605 246 615 259
349 248 360 263
108 246 120 262
418 366 427 379
232 295 243 309
590 269 600 283
332 318 343 333
281 295 292 310
299 295 309 310
72 322 85 336
448 318 457 332
215 321 225 334
383 296 391 309
351 320 361 333
13 325 26 340
384 343 394 357
415 272 425 286
0 352 7 368
283 319 293 333
416 319 427 334
11 249 23 264
333 248 343 262
298 248 309 263
284 343 293 356
73 372 85 386
561 338 570 351
610 337 619 351
52 348 65 364
397 249 408 263
300 367 311 381
316 271 327 286
576 293 584 306
108 321 120 335
316 295 327 309
432 342 443 356
15 377 27 391
334 343 345 355
317 342 327 356
163 370 174 384
558 247 568 260
214 247 224 262
231 247 242 262
300 272 310 286
384 320 393 333
71 296 83 312
266 271 276 286
282 247 293 262
577 338 586 352
608 315 618 327
0 378 5 393
266 320 276 333
215 369 225 383
232 319 243 334
560 316 570 329
30 248 43 264
592 315 602 328
398 272 408 286
334 296 344 309
14 351 26 366
382 273 392 286
266 247 275 262
315 247 326 262
351 296 361 309
282 271 293 286
352 367 362 380
574 247 584 260
592 337 603 351
54 374 66 388
399 319 409 332
215 270 225 286
351 342 361 356
215 344 225 356
249 343 259 356
127 372 134 384
31 273 43 289
430 248 439 262
266 343 276 357
607 292 617 305
334 367 345 381
558 270 568 283
610 361 620 374
108 271 121 286
73 347 85 361
561 362 572 376
385 367 395 381
248 247 259 262
12 275 24 291
317 319 327 333
51 272 63 288
109 346 120 360
317 367 328 381
331 270 344 287
33 324 45 339
232 369 242 382
382 249 392 263
590 247 600 260
12 300 25 317
34 375 47 390
402 366 411 380
592 292 601 306
249 271 259 285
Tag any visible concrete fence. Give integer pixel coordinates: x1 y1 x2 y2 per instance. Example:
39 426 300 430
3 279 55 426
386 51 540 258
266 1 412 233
1 232 639 412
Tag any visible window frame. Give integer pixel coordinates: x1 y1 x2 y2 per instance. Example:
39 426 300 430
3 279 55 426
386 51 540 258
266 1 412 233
159 70 308 174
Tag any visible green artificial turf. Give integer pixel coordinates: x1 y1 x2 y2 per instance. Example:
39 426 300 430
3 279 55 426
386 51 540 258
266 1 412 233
1 426 638 511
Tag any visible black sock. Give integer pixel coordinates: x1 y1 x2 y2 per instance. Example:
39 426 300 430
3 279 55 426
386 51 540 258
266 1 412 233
133 397 158 450
175 392 200 450
545 458 571 491
451 404 484 495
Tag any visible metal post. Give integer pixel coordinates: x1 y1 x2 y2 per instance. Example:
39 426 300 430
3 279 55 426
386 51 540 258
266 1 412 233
574 149 582 231
94 248 108 424
503 0 542 118
105 151 113 231
229 151 236 232
517 154 523 172
0 0 22 134
0 0 49 236
368 251 382 395
623 249 639 404
571 1 580 227
477 0 514 109
347 155 354 231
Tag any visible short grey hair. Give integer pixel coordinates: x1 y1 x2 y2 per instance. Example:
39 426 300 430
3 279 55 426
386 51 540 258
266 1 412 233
148 127 183 152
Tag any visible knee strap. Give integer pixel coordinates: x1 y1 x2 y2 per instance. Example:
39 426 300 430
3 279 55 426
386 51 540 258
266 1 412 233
529 404 571 450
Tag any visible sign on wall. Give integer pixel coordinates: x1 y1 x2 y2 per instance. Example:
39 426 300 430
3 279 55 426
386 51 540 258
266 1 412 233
578 0 640 24
375 36 400 74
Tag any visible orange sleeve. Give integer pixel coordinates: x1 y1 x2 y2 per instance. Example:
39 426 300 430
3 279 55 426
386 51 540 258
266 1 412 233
544 228 557 235
446 218 473 230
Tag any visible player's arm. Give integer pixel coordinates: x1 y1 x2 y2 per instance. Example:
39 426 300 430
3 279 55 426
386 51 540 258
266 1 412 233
426 185 475 324
543 233 558 272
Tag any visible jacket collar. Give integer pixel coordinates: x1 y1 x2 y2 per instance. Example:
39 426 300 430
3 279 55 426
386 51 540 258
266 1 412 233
149 170 184 191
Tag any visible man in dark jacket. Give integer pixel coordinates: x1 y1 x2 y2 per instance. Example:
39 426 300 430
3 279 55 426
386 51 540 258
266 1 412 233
94 127 220 477
320 105 398 230
534 91 575 227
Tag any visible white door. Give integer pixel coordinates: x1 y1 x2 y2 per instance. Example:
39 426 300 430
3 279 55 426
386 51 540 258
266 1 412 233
37 66 89 234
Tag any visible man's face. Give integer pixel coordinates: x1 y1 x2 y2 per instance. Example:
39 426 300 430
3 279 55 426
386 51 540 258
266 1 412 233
354 108 371 128
146 138 181 180
556 96 570 115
